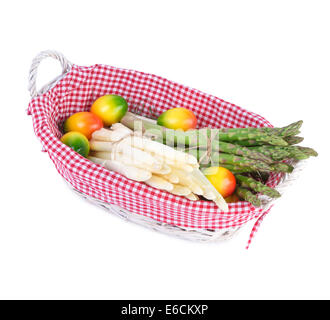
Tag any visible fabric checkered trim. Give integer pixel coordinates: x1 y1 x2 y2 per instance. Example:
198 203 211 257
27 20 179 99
28 63 283 248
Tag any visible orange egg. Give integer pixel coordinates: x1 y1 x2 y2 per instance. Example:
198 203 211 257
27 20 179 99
157 107 197 131
90 95 128 126
63 112 103 139
61 131 90 157
203 167 236 198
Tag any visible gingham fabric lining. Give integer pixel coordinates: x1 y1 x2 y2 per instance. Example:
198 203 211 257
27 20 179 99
27 63 283 247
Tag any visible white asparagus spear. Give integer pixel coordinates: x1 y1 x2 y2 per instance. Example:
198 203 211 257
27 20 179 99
153 156 194 173
89 140 113 151
171 166 216 200
153 164 171 175
189 170 215 195
122 111 158 126
202 190 216 200
90 151 118 160
185 193 200 201
91 151 170 174
110 129 132 142
154 155 175 166
89 140 160 169
169 185 191 196
162 172 180 184
88 156 152 182
110 123 134 141
170 168 204 195
145 175 174 192
91 127 132 142
190 168 228 212
111 122 134 134
121 135 198 166
170 162 194 173
91 128 114 141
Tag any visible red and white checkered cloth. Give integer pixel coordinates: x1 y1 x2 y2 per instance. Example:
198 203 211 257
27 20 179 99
27 63 283 248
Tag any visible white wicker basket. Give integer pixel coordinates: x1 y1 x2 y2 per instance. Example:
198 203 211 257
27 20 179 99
28 50 306 244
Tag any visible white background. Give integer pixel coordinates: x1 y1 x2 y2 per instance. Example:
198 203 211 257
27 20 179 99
0 0 329 300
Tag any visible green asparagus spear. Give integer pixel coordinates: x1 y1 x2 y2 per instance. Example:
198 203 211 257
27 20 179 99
273 120 303 137
213 141 273 163
235 175 281 198
263 120 303 137
270 162 294 173
284 136 304 145
231 135 304 147
297 146 318 157
247 146 290 160
216 121 303 146
248 145 317 161
211 129 288 146
286 148 310 160
231 139 266 147
210 164 255 173
214 120 302 139
247 120 302 137
236 187 261 207
186 149 273 171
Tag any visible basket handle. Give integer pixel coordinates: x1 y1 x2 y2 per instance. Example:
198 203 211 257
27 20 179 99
28 50 72 98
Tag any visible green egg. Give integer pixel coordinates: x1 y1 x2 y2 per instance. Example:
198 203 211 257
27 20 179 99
61 131 90 158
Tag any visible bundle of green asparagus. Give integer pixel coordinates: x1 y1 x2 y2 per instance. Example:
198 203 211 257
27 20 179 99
121 112 318 207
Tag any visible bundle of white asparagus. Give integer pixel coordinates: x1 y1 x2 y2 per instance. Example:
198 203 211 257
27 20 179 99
88 123 228 212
